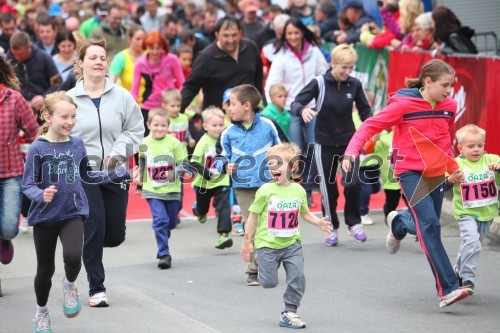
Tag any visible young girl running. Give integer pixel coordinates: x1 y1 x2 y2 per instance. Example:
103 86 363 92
22 92 130 332
342 59 472 308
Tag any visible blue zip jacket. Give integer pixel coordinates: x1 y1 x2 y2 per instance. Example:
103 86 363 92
216 113 282 189
22 136 130 227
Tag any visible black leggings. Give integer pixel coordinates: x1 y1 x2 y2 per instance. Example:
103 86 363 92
33 218 83 306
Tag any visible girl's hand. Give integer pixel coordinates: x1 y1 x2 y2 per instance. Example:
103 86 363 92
226 163 238 175
43 185 57 203
488 162 500 171
318 216 333 236
341 156 354 173
240 240 254 263
301 108 317 123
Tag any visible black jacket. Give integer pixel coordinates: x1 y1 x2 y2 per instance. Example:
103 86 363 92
6 45 59 101
181 39 263 111
291 71 372 147
442 27 478 55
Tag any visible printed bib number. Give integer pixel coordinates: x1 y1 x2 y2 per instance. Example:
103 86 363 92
147 161 175 187
267 199 301 237
168 129 187 142
461 170 498 208
204 147 219 175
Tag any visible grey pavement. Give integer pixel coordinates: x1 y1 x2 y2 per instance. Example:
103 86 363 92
1 210 500 333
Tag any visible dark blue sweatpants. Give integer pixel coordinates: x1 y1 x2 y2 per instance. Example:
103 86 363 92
392 171 459 296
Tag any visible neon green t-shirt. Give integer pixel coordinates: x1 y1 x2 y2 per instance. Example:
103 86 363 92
249 182 309 249
139 134 187 194
452 153 500 221
374 130 400 190
168 113 189 143
190 134 229 189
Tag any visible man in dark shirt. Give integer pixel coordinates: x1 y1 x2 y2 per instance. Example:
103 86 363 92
181 16 263 112
6 32 59 114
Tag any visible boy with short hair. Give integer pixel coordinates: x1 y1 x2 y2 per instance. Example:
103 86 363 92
216 84 284 285
189 107 233 249
240 143 332 328
262 83 291 139
134 108 188 269
162 88 196 149
446 124 500 293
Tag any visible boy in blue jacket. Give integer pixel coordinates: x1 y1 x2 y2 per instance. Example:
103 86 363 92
216 84 284 285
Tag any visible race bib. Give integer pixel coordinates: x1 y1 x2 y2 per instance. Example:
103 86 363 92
204 147 219 175
267 198 301 237
147 159 175 188
461 170 498 208
168 129 187 142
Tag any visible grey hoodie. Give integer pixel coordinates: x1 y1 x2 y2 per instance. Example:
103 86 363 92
66 76 144 170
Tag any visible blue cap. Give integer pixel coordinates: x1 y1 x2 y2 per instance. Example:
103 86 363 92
222 88 233 103
342 0 364 10
48 4 62 17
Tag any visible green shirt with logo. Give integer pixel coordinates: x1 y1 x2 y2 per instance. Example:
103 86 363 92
190 134 230 189
452 153 500 221
139 134 187 194
249 182 309 249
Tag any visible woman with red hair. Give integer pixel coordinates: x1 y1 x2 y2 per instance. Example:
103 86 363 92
131 30 185 136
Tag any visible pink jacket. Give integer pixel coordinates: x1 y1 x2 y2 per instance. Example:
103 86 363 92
131 52 185 110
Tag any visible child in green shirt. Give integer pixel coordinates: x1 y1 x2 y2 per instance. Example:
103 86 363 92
262 83 291 139
240 143 332 329
189 107 233 249
447 124 500 293
134 108 188 269
162 89 196 149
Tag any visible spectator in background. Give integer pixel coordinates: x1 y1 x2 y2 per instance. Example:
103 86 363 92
131 31 185 137
34 17 58 56
314 0 339 38
177 28 209 61
52 31 77 84
432 6 478 55
406 12 435 51
256 4 283 48
0 12 16 54
20 7 38 42
181 16 263 111
288 0 315 26
163 14 180 48
91 4 129 61
239 0 266 45
261 13 290 79
0 0 17 16
332 0 375 44
6 32 59 115
177 44 193 78
197 7 218 43
140 0 167 33
79 2 109 39
109 25 146 92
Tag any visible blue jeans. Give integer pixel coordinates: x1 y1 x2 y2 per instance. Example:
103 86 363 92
0 176 22 240
288 115 317 196
147 199 180 258
392 171 459 296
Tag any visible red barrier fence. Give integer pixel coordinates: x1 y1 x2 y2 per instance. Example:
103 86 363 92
387 51 500 154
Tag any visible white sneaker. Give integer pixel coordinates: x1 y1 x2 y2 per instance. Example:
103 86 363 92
279 311 306 329
33 311 51 333
386 211 401 254
361 214 374 225
89 292 109 307
21 217 30 233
